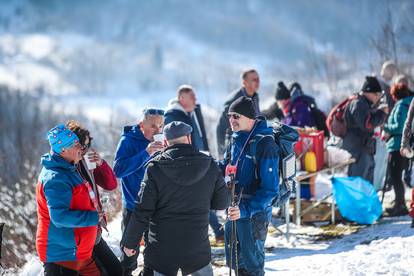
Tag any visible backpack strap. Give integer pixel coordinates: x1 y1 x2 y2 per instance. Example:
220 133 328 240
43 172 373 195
248 133 275 180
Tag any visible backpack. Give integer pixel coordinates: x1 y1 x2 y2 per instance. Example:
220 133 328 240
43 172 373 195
326 95 359 138
298 95 330 137
248 123 299 207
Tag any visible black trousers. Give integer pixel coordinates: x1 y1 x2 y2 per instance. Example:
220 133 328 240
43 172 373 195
387 151 408 206
44 263 78 276
93 238 123 276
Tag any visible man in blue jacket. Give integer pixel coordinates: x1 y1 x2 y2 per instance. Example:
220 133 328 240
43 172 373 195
221 97 279 276
114 108 165 276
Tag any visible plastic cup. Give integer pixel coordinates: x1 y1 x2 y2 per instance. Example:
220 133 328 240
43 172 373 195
153 133 165 143
84 151 96 170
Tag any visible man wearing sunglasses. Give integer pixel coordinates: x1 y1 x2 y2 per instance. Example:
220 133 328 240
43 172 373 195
216 69 261 157
114 108 165 276
220 97 279 276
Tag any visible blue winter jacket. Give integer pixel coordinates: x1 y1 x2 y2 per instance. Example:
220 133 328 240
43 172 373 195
114 126 151 211
220 119 279 220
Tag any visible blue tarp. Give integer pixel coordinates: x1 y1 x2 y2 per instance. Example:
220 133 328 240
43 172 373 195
332 176 382 224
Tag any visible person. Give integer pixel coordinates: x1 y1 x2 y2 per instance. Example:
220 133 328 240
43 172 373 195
113 108 165 276
165 84 224 244
400 84 414 227
66 120 122 275
378 60 398 111
382 84 413 216
165 84 209 152
121 121 230 276
36 124 101 275
220 97 279 276
216 69 260 156
341 76 388 183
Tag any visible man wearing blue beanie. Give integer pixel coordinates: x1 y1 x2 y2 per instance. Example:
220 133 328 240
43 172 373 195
36 124 101 275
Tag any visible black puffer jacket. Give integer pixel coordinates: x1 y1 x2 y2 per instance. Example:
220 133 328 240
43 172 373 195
122 144 230 275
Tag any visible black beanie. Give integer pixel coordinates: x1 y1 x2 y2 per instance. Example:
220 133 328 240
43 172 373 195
275 81 291 100
228 96 256 119
361 76 382 93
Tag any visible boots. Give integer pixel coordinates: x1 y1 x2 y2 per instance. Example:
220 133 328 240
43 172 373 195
385 204 409 217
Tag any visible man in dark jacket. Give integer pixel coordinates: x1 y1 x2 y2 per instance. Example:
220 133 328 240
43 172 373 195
216 69 260 156
164 84 209 152
342 76 389 183
122 121 230 276
165 84 225 244
220 97 279 276
114 108 165 276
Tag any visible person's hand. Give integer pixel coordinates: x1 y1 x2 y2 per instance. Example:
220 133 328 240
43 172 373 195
228 206 240 221
123 247 137 257
146 141 164 156
401 147 414 158
87 149 103 166
379 104 389 114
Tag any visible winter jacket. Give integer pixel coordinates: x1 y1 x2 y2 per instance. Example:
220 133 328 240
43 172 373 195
216 88 260 155
113 125 151 211
76 159 117 242
281 95 317 128
36 153 99 263
122 144 230 275
220 119 279 220
342 94 387 156
384 96 414 152
401 97 414 149
164 99 209 152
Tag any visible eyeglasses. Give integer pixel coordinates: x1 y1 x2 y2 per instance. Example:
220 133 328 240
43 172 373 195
227 113 241 120
143 108 165 116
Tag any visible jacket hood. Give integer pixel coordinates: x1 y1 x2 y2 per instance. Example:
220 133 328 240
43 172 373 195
122 125 148 142
166 98 186 113
152 144 212 186
41 152 76 172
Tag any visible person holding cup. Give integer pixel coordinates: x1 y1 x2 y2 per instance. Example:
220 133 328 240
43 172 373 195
66 120 122 275
113 108 165 276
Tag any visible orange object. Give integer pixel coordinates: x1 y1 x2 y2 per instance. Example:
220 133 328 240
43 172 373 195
294 129 324 171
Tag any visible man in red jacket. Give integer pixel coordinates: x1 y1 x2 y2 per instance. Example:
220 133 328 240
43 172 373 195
36 124 101 275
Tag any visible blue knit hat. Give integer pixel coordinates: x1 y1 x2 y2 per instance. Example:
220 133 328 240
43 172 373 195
47 124 79 154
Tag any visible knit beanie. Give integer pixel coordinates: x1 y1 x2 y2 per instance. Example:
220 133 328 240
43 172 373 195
228 96 256 119
47 124 79 154
275 81 291 100
361 76 382 93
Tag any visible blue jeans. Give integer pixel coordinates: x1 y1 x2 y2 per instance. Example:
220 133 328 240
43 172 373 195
224 214 269 276
209 210 224 238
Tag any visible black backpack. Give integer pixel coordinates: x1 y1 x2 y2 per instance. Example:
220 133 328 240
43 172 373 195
248 123 299 207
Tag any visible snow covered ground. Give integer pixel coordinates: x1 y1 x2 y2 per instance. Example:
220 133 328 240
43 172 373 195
18 211 414 276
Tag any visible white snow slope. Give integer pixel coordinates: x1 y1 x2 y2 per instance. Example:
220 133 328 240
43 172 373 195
19 214 414 276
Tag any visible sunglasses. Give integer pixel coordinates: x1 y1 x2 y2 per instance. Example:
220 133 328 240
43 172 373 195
143 108 165 116
227 113 241 120
80 137 93 151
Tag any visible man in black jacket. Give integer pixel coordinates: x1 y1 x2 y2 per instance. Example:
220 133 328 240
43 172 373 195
122 121 230 276
342 76 389 183
165 85 209 152
216 69 260 157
